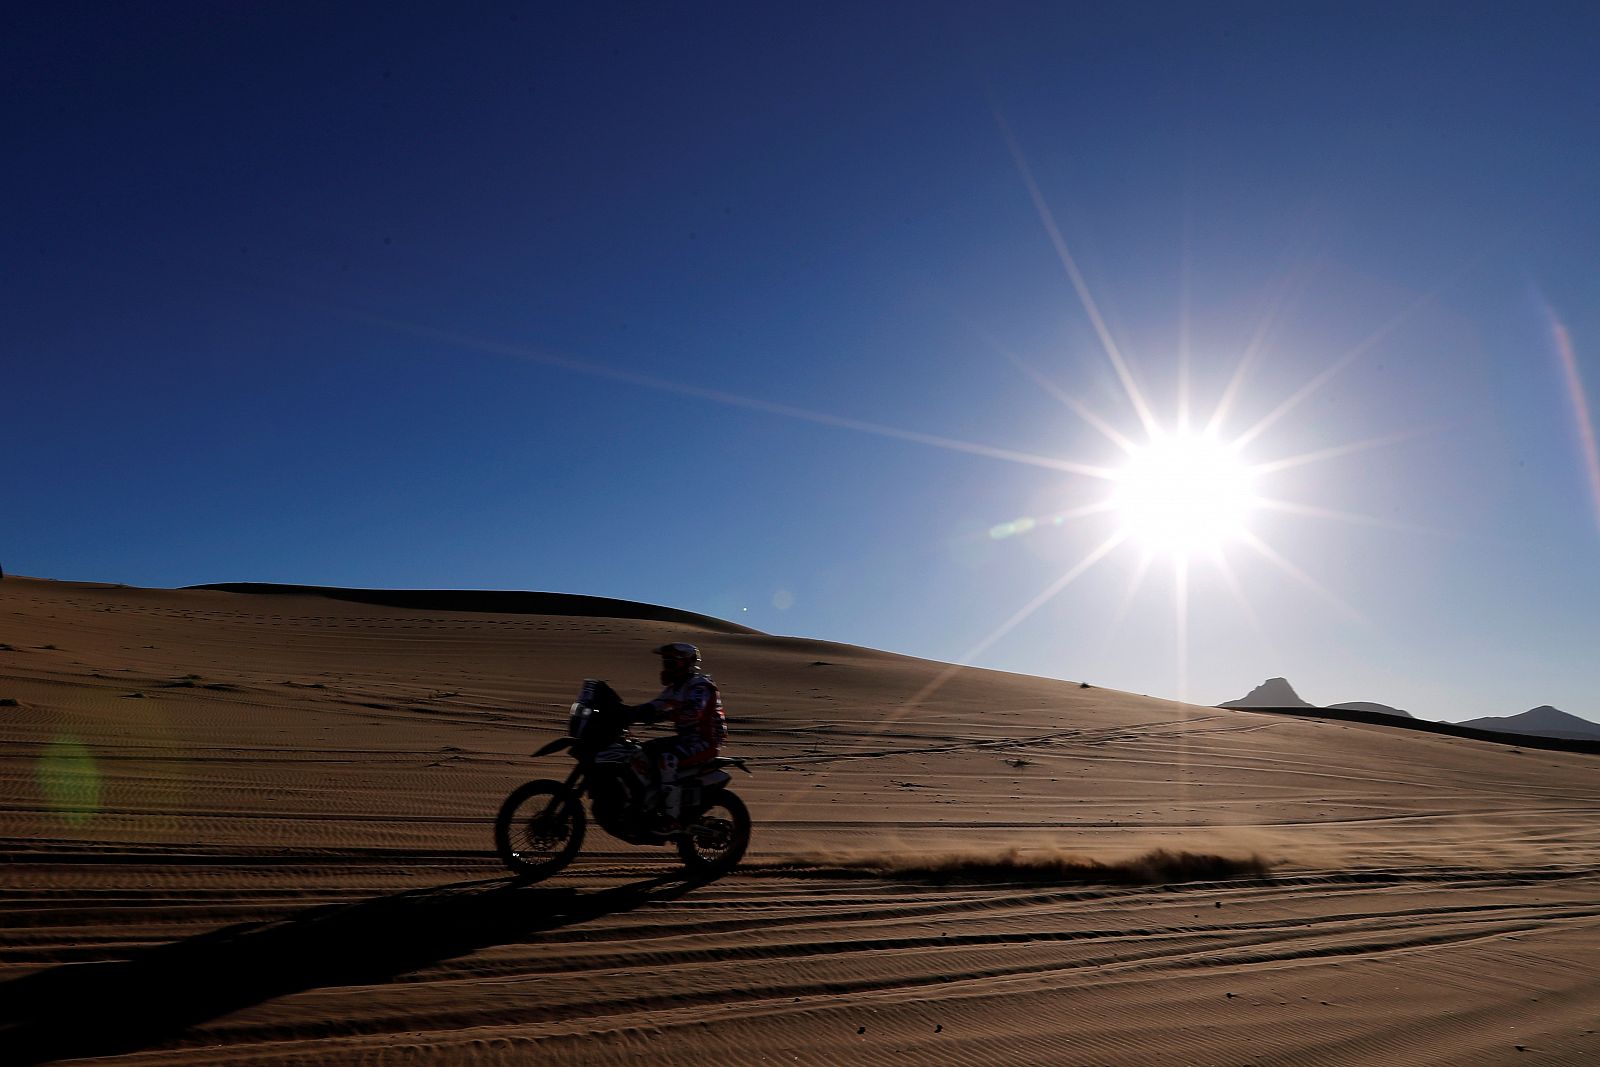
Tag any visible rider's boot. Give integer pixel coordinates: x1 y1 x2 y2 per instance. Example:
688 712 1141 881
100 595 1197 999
652 784 684 832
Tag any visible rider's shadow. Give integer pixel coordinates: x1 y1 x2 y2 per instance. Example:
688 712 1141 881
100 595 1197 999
0 870 709 1065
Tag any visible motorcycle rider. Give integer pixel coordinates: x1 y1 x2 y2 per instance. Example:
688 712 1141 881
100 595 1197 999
628 642 727 829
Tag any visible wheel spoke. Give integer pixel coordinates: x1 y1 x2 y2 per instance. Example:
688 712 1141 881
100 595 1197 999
676 794 749 872
495 781 586 880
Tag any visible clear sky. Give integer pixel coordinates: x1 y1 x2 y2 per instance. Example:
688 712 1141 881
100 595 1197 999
7 3 1598 724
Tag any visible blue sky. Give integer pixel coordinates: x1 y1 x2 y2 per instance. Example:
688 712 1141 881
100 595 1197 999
7 3 1598 723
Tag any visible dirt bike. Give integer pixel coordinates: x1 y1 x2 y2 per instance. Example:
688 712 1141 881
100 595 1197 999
494 679 752 881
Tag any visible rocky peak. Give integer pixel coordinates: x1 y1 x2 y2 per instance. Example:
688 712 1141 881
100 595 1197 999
1222 677 1314 708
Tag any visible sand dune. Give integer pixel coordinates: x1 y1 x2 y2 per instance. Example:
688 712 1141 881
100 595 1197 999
3 577 1598 1064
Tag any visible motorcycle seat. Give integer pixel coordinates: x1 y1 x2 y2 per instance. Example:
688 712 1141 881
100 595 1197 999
679 755 750 779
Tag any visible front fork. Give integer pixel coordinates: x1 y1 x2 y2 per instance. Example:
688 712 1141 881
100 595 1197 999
541 765 586 820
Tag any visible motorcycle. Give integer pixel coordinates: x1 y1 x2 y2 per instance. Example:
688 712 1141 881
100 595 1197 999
494 679 752 881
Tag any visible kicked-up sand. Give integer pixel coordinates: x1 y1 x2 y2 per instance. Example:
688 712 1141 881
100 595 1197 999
2 577 1597 1064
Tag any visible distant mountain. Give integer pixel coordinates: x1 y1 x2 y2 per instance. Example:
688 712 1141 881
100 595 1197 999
1328 701 1414 719
1222 677 1314 708
1222 681 1411 717
1220 682 1600 752
1459 706 1600 741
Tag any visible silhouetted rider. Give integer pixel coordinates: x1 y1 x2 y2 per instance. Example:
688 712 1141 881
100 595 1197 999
626 642 727 829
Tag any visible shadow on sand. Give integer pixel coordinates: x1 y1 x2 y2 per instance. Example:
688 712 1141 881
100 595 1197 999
0 871 711 1065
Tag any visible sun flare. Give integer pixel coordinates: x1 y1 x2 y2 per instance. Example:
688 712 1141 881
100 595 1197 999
1111 432 1257 555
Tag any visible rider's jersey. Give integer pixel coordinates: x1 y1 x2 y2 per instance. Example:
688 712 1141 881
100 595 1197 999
642 672 728 748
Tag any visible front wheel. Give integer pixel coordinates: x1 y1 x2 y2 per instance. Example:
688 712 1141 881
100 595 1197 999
676 790 751 874
495 779 585 881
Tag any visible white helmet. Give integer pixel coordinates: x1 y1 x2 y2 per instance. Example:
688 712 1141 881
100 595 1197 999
653 642 702 673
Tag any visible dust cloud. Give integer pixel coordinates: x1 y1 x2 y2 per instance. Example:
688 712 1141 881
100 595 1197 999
749 846 1273 885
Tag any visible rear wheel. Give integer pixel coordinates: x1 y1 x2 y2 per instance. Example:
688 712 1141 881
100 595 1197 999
676 790 750 874
495 780 585 881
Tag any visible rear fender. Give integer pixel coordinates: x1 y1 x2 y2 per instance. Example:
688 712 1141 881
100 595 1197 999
678 768 732 813
532 736 575 759
684 769 732 790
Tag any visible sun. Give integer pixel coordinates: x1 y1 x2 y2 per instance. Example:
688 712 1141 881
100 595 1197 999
1110 431 1257 555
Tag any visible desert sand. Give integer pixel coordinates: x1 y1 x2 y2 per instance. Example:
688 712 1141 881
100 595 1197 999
2 577 1597 1065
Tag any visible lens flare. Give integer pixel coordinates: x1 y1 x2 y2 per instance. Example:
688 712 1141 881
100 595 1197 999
1545 305 1600 535
38 735 101 826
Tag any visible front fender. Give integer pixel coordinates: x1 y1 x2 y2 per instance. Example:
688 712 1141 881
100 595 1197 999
532 736 575 758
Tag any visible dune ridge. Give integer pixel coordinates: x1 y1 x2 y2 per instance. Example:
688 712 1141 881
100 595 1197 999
188 581 763 634
1231 703 1600 755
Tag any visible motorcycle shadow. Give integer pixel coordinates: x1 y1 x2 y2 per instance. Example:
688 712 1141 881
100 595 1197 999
0 868 718 1066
